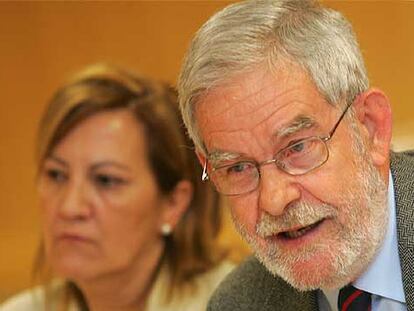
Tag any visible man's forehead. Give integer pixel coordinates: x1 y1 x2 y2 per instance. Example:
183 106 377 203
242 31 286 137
197 66 302 117
196 67 328 138
201 62 325 110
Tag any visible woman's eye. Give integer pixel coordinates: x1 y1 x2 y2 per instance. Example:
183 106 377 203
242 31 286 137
45 169 67 183
94 174 125 189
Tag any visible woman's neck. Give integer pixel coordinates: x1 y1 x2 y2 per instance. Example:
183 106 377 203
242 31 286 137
76 246 164 311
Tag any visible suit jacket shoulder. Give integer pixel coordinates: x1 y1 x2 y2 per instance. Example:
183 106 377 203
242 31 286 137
391 150 414 311
207 256 318 311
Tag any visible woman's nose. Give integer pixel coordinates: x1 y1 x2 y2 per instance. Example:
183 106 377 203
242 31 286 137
58 178 92 220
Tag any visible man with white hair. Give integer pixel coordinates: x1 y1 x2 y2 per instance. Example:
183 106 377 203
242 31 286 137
178 1 413 310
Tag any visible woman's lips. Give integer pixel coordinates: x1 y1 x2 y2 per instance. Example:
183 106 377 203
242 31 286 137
57 232 92 243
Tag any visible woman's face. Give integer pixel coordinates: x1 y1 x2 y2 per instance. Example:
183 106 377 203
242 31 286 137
38 109 170 282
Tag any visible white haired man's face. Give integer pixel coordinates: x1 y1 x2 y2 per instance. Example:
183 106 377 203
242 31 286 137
195 63 389 290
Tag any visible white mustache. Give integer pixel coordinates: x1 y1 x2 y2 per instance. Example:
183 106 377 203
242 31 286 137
256 201 338 238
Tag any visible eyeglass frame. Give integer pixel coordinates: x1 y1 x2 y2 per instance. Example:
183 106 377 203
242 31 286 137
201 100 354 196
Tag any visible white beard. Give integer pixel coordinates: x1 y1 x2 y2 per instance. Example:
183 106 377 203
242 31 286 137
232 130 388 290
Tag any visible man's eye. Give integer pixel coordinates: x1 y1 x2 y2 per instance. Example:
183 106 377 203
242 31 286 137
94 174 125 189
226 162 253 175
290 141 305 153
45 169 67 183
284 139 316 158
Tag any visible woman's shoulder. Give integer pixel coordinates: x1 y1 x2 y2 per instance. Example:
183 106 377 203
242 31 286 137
0 280 76 311
209 260 236 277
148 260 236 311
1 286 47 311
195 260 236 288
176 260 236 310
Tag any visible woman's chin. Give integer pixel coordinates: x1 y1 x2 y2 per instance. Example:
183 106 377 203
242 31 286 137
51 256 98 282
54 265 84 281
47 241 104 280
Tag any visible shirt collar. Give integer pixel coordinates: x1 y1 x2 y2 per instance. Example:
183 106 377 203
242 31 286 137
353 171 405 303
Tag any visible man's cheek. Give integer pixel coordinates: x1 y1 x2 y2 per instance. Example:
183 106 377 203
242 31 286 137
230 199 259 233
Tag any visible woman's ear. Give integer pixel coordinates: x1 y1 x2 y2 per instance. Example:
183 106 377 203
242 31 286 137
159 180 193 234
353 88 392 166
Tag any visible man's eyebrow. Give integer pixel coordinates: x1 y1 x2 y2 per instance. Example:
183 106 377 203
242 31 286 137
276 115 316 139
207 150 244 166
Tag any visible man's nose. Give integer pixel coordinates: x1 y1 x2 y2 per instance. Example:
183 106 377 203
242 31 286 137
258 166 300 217
58 179 92 220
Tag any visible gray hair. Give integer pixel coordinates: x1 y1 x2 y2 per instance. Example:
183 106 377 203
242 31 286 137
178 0 369 154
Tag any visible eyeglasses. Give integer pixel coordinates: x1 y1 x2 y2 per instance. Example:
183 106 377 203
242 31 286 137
202 101 353 196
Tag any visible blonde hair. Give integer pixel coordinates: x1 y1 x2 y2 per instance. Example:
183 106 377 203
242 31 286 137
34 64 225 310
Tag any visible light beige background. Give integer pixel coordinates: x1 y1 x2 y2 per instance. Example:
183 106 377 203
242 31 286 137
0 1 413 302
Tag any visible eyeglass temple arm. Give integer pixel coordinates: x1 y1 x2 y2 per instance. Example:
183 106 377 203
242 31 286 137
201 161 209 181
327 100 354 139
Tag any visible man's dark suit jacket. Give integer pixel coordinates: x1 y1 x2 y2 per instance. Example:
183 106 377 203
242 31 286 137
208 150 414 311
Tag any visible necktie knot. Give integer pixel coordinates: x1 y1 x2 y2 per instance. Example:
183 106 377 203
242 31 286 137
338 285 372 311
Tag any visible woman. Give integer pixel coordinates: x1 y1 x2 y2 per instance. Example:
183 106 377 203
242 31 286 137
2 64 233 311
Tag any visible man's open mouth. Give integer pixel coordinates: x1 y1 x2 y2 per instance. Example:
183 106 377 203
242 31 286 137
279 219 325 239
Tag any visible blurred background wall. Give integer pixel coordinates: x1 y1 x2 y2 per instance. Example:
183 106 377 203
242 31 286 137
0 1 413 302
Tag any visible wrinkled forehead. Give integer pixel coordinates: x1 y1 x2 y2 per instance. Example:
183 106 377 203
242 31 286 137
194 64 333 154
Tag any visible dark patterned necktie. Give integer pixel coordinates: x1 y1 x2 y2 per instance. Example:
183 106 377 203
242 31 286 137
338 285 372 311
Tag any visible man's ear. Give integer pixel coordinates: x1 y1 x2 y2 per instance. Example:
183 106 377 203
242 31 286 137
160 180 193 233
353 88 392 166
